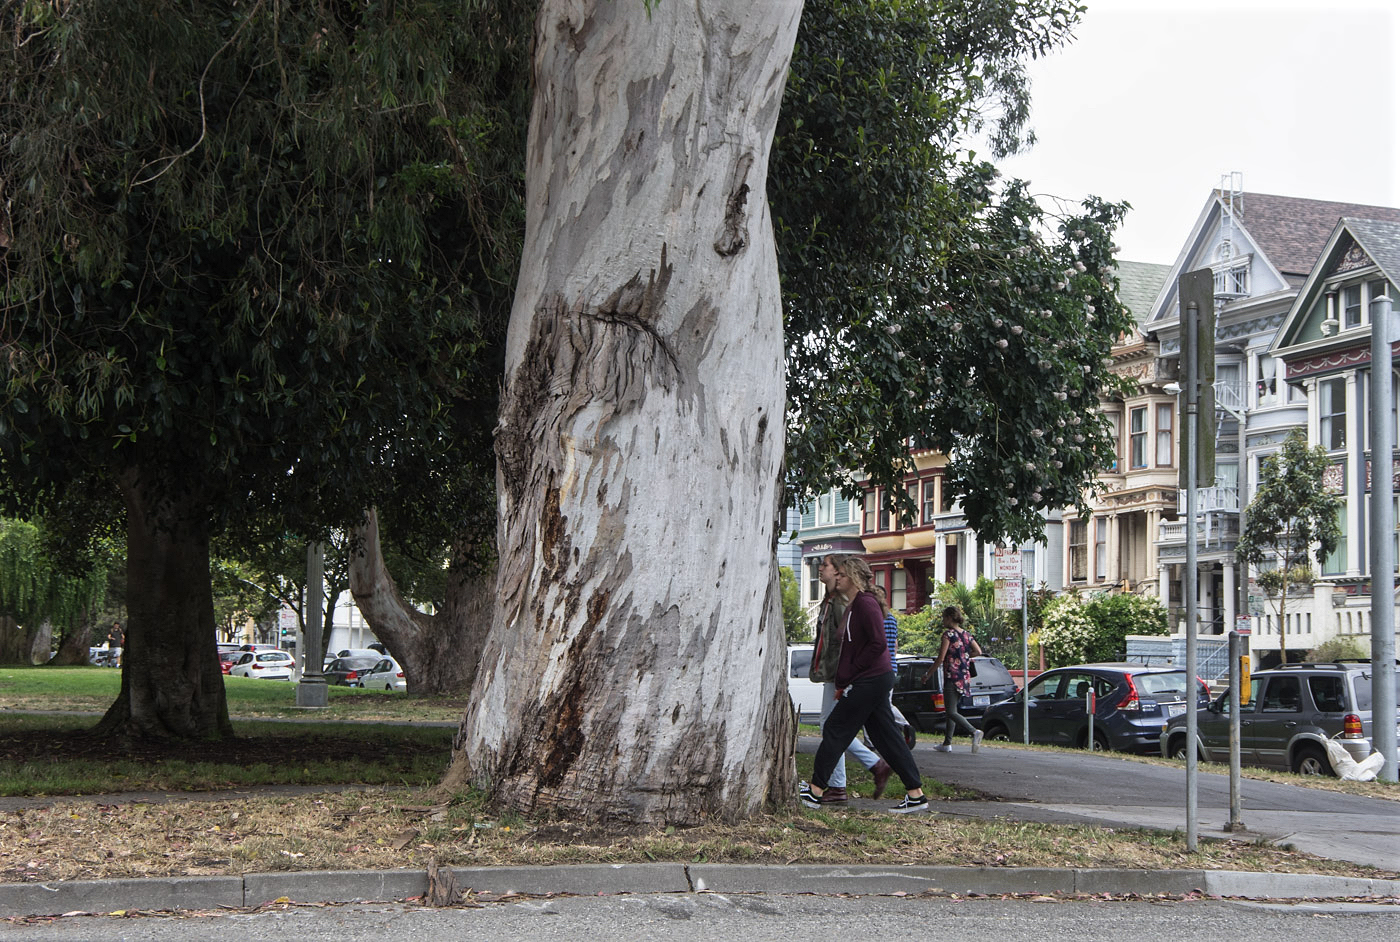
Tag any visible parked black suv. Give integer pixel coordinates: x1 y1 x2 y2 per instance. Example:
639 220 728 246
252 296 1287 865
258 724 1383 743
1161 661 1400 776
892 656 1019 735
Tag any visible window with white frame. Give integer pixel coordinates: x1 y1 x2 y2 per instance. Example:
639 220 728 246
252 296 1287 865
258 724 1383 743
1319 377 1347 451
1155 403 1174 467
862 491 877 533
922 479 937 524
1105 411 1121 472
1343 284 1363 329
815 491 835 526
806 557 822 603
1129 406 1147 469
1069 519 1088 582
1213 259 1250 298
891 568 908 610
877 490 891 532
905 482 919 528
1094 517 1108 582
1255 353 1279 404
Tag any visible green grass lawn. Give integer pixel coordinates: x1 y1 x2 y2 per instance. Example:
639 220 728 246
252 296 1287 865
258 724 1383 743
0 665 465 722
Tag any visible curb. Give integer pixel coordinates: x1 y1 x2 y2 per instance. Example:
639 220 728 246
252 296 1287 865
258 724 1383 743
2 863 1398 918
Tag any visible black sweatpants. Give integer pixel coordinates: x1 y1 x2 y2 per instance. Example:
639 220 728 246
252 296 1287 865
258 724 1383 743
812 671 922 792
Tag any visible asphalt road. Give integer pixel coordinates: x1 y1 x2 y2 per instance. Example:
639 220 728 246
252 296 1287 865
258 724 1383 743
803 736 1400 871
5 893 1398 940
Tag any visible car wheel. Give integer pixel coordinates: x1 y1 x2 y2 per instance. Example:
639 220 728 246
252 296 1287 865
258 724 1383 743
1082 729 1111 752
983 723 1010 742
1167 735 1191 761
1291 743 1334 777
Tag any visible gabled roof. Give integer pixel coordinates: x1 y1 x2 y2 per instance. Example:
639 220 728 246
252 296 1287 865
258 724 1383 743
1237 193 1400 279
1115 260 1171 328
1273 216 1400 353
1147 191 1400 327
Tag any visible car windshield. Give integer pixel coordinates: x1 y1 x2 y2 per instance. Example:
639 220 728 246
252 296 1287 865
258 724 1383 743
1352 672 1400 712
1132 671 1188 700
335 657 380 670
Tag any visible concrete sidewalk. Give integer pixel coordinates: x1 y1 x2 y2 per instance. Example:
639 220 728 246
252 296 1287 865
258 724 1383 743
3 861 1399 918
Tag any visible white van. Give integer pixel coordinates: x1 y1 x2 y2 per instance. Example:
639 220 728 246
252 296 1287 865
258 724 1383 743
787 645 824 721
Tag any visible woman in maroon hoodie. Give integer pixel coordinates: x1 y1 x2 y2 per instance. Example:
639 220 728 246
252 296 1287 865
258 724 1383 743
800 555 928 813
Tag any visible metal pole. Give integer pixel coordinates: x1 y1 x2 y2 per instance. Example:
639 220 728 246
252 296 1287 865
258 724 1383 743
1184 300 1200 852
1226 630 1243 831
1370 295 1397 782
296 541 328 708
1022 578 1030 746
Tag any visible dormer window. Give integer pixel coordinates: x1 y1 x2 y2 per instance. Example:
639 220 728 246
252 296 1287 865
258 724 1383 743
1326 277 1391 332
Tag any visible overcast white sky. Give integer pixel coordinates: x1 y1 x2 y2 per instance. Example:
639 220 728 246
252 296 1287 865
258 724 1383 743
992 0 1398 265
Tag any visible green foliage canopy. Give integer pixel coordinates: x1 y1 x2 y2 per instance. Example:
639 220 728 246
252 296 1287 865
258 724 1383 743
1038 591 1167 667
0 0 527 543
0 517 109 635
779 567 810 644
773 0 1134 547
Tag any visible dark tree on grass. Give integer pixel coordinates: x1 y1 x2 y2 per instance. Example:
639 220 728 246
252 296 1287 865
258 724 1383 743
0 0 527 738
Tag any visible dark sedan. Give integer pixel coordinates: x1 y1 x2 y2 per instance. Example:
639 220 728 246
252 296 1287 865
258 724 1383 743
979 662 1210 753
324 656 382 688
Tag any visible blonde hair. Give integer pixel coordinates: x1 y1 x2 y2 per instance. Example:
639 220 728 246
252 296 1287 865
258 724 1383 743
834 554 873 592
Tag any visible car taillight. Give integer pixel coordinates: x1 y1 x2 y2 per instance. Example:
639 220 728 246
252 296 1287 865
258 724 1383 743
252 663 263 670
933 691 945 712
346 671 359 680
1343 714 1363 739
1116 674 1142 712
395 671 404 678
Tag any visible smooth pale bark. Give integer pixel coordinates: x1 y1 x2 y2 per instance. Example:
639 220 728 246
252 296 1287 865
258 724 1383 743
447 0 803 824
349 508 492 696
96 466 233 740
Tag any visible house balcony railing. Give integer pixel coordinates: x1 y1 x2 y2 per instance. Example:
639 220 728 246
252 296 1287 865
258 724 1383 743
1157 486 1240 549
1213 380 1246 417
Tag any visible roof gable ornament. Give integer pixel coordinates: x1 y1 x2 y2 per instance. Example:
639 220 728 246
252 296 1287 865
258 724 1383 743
1329 236 1373 276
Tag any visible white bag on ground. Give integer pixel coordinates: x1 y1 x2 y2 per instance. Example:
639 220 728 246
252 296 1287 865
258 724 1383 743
1324 739 1386 781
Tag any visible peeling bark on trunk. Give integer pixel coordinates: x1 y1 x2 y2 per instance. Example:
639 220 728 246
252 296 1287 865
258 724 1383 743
349 508 491 696
448 0 802 825
95 467 233 741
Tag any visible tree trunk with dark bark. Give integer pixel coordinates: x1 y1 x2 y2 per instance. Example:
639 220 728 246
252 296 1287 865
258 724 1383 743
95 467 233 740
49 619 96 665
0 615 50 665
446 0 802 825
349 508 491 696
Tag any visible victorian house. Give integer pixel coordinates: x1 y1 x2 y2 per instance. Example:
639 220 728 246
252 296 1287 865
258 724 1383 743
1146 184 1400 663
1064 260 1172 598
1264 216 1400 664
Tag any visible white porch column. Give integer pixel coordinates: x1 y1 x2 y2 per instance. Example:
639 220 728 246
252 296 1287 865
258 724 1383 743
1223 560 1236 629
1346 371 1364 577
1159 564 1171 606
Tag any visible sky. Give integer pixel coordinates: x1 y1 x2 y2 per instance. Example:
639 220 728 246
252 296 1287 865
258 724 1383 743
992 0 1398 266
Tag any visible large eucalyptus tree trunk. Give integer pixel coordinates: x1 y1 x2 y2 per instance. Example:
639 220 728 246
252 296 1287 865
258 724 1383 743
349 508 492 695
446 0 802 824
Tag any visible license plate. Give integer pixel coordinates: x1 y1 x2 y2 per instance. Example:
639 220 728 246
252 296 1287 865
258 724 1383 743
973 695 990 707
1167 703 1186 717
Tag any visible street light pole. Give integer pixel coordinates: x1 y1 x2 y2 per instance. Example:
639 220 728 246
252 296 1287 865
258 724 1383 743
1370 295 1397 782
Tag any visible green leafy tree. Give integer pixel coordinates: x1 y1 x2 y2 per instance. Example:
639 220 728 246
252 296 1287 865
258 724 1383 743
1236 429 1343 663
1082 593 1168 660
1039 591 1169 667
779 567 810 644
0 517 110 665
0 0 527 738
1038 593 1095 667
774 0 1134 546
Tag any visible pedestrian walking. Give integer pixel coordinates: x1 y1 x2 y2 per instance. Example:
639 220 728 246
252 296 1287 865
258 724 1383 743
922 606 984 753
801 555 927 813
